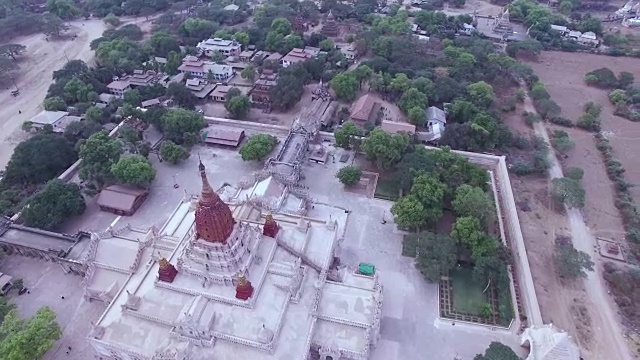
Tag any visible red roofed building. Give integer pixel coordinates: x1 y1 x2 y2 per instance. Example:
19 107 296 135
349 94 381 127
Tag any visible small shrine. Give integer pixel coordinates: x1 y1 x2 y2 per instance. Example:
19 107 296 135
321 11 339 37
263 214 280 238
292 14 306 32
235 274 254 300
158 257 178 283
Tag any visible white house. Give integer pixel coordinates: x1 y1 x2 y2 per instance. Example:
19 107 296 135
196 38 242 58
178 56 234 81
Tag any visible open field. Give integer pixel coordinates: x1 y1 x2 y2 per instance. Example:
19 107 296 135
526 51 640 212
0 19 108 169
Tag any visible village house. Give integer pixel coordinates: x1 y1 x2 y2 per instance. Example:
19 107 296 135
380 120 416 135
210 85 250 102
28 110 81 133
349 94 381 127
196 38 242 58
238 50 255 62
280 48 317 68
96 184 149 216
106 70 165 97
178 56 234 81
185 78 216 99
416 106 447 143
336 42 357 60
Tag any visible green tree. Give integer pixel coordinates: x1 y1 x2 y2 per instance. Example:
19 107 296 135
111 155 156 188
22 180 85 230
391 195 428 231
352 65 373 89
319 39 334 52
159 141 190 164
565 167 584 181
42 14 69 37
270 17 292 35
409 173 446 225
467 81 495 108
451 216 484 245
554 242 594 279
407 107 425 126
0 307 61 360
145 31 181 58
398 88 428 114
224 88 251 119
336 166 362 186
234 32 249 47
608 89 628 105
241 64 256 81
474 341 520 360
361 128 410 170
46 0 78 19
166 82 196 109
79 131 123 186
0 44 26 61
330 72 359 101
239 134 278 161
411 231 457 282
2 134 77 187
452 184 494 223
43 96 67 111
334 120 361 149
103 13 120 27
161 109 205 144
551 177 585 208
84 106 104 123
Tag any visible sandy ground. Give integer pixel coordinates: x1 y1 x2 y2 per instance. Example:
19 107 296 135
504 86 635 359
526 52 640 235
0 19 108 169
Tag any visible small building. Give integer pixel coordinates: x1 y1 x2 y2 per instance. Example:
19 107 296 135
461 23 475 36
196 38 242 58
98 93 116 105
185 78 216 99
29 110 78 133
210 85 250 102
203 125 246 147
96 185 149 216
349 94 380 127
223 3 239 11
550 24 568 35
568 30 582 40
426 106 446 127
380 120 416 134
107 70 164 97
178 56 234 81
281 48 314 68
578 31 599 47
264 52 284 63
140 98 161 108
238 50 255 62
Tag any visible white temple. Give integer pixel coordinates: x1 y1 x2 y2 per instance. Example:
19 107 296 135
84 162 383 360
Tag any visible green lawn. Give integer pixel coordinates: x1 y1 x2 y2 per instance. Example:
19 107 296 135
374 178 401 200
450 267 489 316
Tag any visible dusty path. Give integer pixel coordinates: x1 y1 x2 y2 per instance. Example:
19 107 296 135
523 90 634 360
0 19 107 169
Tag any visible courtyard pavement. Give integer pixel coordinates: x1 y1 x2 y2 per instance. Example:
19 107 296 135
4 144 526 359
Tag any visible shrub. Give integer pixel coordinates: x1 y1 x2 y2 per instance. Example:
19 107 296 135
552 177 586 208
336 166 362 186
565 167 584 181
511 161 535 175
576 113 601 132
609 89 628 105
585 67 618 88
533 98 561 119
549 116 573 127
551 130 574 155
584 102 602 117
523 111 541 127
239 134 278 161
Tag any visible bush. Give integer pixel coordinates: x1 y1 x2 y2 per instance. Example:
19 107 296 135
565 167 584 181
511 161 535 176
523 111 541 127
551 130 574 155
552 177 586 208
554 242 594 279
609 89 628 105
533 98 561 119
159 141 190 164
239 134 278 161
576 113 601 132
336 166 362 186
584 102 602 118
585 67 618 89
549 116 573 127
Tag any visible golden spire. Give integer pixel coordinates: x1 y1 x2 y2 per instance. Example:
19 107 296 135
198 158 216 205
159 257 169 269
265 213 274 223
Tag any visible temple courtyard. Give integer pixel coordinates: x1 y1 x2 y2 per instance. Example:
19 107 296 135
0 143 526 360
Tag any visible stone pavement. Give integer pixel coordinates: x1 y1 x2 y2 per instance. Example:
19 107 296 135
0 256 106 360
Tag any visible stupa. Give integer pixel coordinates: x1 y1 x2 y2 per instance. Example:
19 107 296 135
321 10 339 37
157 257 178 283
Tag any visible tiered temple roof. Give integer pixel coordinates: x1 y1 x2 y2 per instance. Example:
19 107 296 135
321 11 339 37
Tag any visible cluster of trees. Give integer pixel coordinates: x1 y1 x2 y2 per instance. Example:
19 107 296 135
393 148 513 322
594 134 640 261
239 134 278 161
86 0 170 18
585 68 640 122
0 304 61 360
224 88 251 119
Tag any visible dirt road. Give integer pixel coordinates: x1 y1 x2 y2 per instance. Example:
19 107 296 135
524 91 634 360
0 19 107 169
